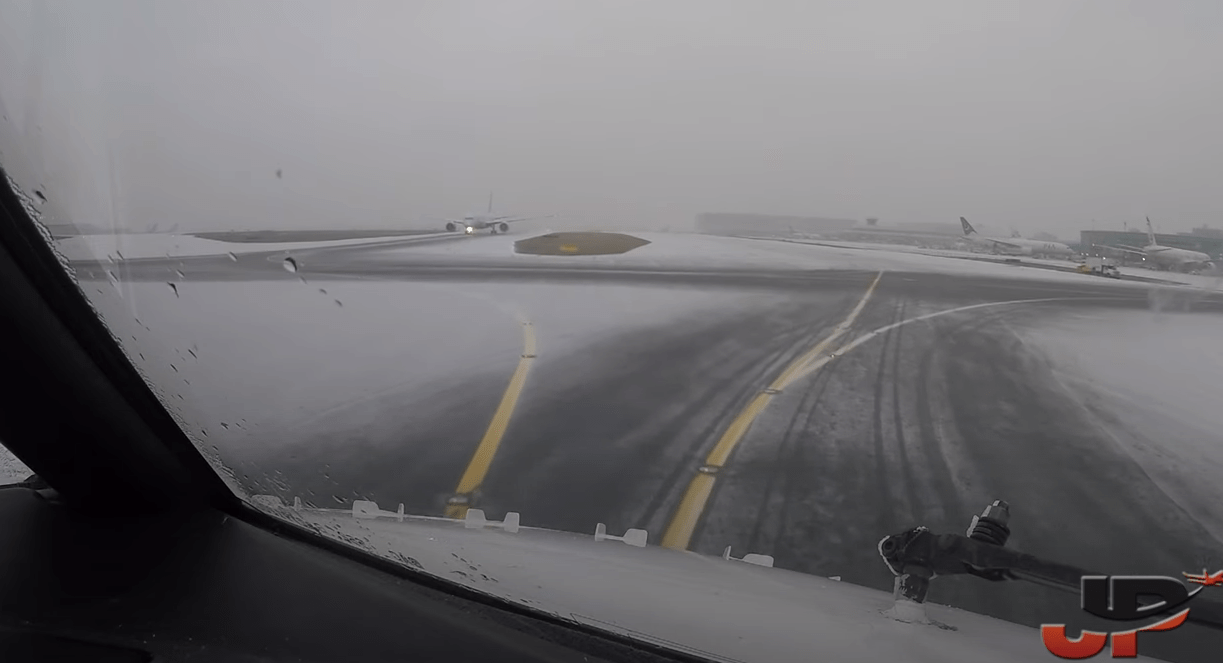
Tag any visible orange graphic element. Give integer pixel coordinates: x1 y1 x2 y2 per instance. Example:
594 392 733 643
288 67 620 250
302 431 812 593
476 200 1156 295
1040 626 1108 659
1183 569 1223 587
1041 609 1191 659
1108 609 1191 658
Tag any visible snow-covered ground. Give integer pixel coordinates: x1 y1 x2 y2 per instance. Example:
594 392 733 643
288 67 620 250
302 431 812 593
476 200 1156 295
54 229 1223 294
80 275 793 490
53 232 454 261
367 231 1223 293
788 237 1223 289
1017 311 1223 544
751 236 1075 265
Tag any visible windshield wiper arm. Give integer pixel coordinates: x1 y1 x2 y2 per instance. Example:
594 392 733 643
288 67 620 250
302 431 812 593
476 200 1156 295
877 501 1223 632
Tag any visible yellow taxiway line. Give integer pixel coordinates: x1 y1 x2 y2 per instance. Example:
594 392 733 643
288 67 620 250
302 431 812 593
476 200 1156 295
444 319 537 519
659 287 1105 551
660 271 884 550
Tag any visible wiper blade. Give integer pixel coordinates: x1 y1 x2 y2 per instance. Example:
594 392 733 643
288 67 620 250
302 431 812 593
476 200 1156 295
878 501 1223 632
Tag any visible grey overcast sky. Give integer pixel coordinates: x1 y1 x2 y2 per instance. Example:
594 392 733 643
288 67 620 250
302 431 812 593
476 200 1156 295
1 0 1221 237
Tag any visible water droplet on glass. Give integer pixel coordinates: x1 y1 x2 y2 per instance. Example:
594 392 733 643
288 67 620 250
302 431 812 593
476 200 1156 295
299 276 307 285
115 251 125 261
283 257 298 273
188 348 197 358
334 299 343 307
220 422 230 430
318 288 327 294
332 496 345 504
167 282 179 297
201 429 209 437
171 364 178 372
33 189 46 203
227 252 238 262
175 270 185 278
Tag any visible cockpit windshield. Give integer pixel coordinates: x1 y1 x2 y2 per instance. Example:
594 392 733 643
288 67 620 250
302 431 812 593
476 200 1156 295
3 2 1222 661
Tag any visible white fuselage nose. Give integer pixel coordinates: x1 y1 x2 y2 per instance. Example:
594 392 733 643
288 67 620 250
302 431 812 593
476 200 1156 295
464 214 494 230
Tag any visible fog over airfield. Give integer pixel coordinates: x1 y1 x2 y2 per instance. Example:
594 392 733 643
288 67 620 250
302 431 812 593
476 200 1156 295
1 0 1221 236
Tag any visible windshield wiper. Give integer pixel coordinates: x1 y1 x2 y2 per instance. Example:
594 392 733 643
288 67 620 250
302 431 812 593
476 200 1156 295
878 500 1223 632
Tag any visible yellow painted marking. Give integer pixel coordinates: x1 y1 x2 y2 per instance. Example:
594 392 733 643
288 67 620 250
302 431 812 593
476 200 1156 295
660 271 883 550
784 295 1081 385
660 475 717 549
559 244 579 253
770 272 884 392
661 292 1111 550
703 393 771 468
444 320 537 519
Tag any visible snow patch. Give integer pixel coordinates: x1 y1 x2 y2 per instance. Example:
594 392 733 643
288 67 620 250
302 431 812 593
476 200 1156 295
54 232 455 261
87 278 784 471
370 231 1223 292
1017 310 1223 543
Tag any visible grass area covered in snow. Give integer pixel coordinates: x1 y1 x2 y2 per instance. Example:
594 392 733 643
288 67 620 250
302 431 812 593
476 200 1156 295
191 229 439 243
54 232 455 261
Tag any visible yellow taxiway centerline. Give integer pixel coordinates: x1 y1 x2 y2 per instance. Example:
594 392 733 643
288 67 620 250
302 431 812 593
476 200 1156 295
660 271 884 550
444 319 537 519
660 288 1108 551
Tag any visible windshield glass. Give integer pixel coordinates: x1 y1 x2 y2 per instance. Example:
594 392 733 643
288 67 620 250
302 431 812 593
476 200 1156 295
0 442 32 486
3 2 1222 661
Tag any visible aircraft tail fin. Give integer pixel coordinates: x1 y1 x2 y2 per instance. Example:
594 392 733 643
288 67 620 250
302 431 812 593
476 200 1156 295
960 217 977 236
1146 217 1157 246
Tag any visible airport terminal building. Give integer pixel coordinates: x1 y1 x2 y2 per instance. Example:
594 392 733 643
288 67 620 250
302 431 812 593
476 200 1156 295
695 213 857 237
1080 229 1223 260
